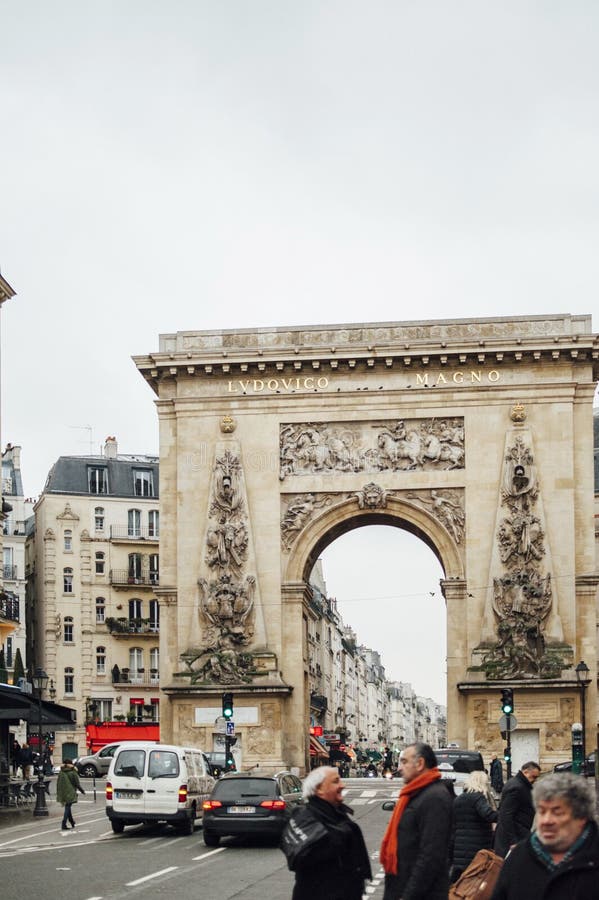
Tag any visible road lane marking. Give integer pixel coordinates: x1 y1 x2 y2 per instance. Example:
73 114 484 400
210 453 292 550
126 866 178 886
191 847 227 861
360 790 377 797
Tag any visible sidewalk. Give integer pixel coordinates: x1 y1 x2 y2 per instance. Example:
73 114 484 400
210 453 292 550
0 799 62 828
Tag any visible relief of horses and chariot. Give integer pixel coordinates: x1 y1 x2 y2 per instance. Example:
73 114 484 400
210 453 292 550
279 417 465 479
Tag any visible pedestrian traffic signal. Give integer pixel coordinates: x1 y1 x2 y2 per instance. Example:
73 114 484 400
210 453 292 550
222 692 234 720
500 688 514 715
503 747 511 763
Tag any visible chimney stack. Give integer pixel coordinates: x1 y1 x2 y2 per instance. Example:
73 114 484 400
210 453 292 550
104 436 118 459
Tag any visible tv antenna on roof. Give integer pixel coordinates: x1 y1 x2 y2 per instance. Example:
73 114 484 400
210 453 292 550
68 424 94 455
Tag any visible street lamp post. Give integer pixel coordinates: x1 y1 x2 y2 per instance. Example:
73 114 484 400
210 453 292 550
575 660 591 775
31 668 49 817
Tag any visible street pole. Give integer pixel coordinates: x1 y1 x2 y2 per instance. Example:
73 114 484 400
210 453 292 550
32 668 49 817
505 713 512 780
576 661 591 777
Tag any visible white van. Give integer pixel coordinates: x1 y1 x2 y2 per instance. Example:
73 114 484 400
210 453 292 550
105 742 215 835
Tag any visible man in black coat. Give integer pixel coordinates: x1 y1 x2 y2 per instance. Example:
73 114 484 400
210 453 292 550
491 772 599 899
490 754 504 794
282 765 371 900
494 760 540 857
381 742 453 899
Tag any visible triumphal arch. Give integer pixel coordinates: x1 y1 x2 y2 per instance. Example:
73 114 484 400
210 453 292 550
135 314 599 772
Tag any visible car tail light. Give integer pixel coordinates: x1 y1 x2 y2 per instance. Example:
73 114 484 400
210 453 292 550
202 799 223 810
106 782 113 801
259 799 286 810
178 785 188 803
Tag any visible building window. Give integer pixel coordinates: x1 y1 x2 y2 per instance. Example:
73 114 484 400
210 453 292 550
149 554 159 585
92 698 112 721
96 646 106 675
95 597 106 623
148 509 159 537
128 553 142 582
88 467 108 495
129 598 142 628
130 698 144 722
134 469 154 497
64 616 74 643
129 647 143 683
63 567 74 593
127 509 141 537
95 551 105 575
94 507 105 532
150 647 159 682
64 529 72 552
149 599 159 632
64 667 74 694
150 698 160 721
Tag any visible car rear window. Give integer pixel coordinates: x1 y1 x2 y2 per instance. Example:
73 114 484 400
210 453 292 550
212 778 277 800
114 749 145 777
148 750 179 778
436 752 484 773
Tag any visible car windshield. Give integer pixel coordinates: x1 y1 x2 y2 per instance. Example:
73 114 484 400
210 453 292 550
213 778 276 800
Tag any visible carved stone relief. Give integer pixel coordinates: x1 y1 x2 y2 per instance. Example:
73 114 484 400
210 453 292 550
279 417 465 479
481 433 571 679
178 445 269 686
281 486 465 551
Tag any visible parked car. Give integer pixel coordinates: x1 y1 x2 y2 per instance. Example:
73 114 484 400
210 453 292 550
553 752 595 777
204 751 236 778
74 742 121 777
202 770 304 846
435 748 485 789
106 742 215 835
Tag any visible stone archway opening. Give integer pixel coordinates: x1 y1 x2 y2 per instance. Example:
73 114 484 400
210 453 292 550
314 524 446 705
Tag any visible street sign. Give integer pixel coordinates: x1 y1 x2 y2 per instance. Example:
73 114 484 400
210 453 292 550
226 721 235 736
323 732 340 742
499 714 517 732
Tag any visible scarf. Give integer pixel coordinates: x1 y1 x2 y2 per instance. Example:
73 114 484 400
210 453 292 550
380 767 441 875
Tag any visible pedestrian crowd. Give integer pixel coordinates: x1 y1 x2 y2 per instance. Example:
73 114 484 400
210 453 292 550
281 742 599 899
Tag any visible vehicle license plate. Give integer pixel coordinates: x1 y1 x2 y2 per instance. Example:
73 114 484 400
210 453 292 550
228 805 255 814
116 790 140 799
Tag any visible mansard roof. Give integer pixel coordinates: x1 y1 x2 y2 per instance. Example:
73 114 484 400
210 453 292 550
43 454 159 499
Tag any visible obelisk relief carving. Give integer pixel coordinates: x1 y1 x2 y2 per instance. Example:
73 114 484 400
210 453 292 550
479 429 571 679
179 443 269 685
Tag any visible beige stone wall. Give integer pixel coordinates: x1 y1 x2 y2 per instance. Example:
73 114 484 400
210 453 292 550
136 315 599 772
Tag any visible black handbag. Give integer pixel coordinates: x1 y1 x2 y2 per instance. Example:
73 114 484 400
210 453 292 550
280 809 329 871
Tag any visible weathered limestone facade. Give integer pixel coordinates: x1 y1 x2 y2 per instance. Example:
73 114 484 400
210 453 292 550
135 314 599 773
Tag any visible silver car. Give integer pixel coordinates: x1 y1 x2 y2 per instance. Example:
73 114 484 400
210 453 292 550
74 742 121 777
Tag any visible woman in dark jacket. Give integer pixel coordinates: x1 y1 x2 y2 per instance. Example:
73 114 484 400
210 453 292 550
451 770 498 881
281 766 371 900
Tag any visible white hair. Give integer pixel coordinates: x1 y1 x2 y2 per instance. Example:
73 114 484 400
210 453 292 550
302 765 337 800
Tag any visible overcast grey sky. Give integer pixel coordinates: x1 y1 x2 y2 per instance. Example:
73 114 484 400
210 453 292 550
1 2 598 702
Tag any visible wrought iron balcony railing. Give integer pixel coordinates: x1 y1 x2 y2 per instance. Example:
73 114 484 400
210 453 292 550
110 525 159 541
0 593 19 622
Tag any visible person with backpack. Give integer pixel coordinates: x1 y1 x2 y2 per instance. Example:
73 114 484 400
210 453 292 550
451 770 498 882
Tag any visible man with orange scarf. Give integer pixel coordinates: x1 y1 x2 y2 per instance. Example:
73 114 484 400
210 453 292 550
380 742 453 899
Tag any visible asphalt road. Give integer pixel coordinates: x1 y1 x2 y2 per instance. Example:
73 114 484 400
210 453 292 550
0 777 398 900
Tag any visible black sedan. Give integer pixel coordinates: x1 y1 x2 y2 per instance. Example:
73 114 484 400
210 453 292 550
553 751 595 777
202 771 304 846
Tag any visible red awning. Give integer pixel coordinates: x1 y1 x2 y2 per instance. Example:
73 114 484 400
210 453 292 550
309 735 329 758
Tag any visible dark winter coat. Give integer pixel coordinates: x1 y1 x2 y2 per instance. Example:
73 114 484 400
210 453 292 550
452 789 498 876
382 780 454 900
56 764 83 805
288 796 372 900
494 771 535 858
18 745 34 766
490 757 504 793
490 820 599 899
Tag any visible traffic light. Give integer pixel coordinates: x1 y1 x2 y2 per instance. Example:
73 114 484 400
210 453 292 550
222 692 234 720
503 746 511 763
500 688 514 715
